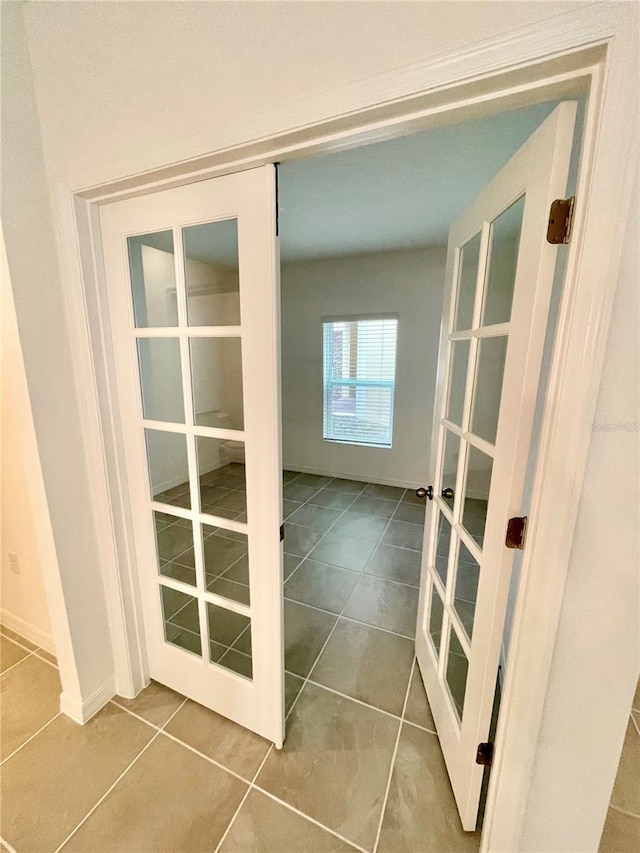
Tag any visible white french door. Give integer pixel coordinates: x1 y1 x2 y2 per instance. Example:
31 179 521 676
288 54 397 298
415 103 577 828
100 167 284 746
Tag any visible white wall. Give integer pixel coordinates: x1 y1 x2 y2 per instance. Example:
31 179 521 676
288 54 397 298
22 1 582 182
1 5 113 708
519 184 639 852
281 248 446 486
1 248 54 650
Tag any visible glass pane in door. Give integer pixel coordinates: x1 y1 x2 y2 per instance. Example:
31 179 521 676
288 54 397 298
440 429 460 510
197 436 247 518
207 603 253 679
453 540 480 640
154 514 196 587
428 585 444 656
434 512 452 586
161 587 201 657
184 220 240 327
203 524 250 606
454 233 481 331
462 446 493 546
145 430 191 508
446 626 469 720
470 336 508 444
446 340 470 426
128 231 178 328
482 195 525 326
189 338 244 429
137 338 185 423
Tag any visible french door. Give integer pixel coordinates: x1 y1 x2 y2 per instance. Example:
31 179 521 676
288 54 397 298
100 167 284 746
415 103 577 828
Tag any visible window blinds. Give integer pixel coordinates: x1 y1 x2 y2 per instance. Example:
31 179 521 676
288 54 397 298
322 317 398 448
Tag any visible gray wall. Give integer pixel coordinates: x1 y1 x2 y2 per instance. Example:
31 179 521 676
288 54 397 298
281 248 446 486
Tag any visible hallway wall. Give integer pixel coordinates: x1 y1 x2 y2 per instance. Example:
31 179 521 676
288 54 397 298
0 242 54 650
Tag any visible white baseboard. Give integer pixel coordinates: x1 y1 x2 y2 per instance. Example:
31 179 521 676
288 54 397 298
0 609 56 653
283 462 422 490
60 675 115 725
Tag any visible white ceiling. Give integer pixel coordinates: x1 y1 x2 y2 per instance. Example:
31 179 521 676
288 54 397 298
278 100 563 262
137 99 580 267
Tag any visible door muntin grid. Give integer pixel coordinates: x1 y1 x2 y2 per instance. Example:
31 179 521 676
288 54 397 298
424 194 526 724
128 221 255 681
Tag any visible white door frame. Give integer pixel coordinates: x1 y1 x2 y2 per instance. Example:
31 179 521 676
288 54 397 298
48 5 636 852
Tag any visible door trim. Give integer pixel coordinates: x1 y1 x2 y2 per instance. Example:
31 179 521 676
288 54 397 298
50 5 637 851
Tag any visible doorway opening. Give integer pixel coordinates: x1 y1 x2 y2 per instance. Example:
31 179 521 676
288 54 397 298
275 94 586 843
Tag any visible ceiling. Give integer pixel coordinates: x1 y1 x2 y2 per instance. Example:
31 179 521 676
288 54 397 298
137 98 582 267
278 100 566 262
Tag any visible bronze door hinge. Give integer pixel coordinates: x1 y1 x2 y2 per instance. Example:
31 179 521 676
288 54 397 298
506 516 528 550
547 197 575 244
476 742 494 766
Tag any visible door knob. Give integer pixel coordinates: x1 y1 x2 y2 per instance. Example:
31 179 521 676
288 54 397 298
441 487 454 500
416 486 433 500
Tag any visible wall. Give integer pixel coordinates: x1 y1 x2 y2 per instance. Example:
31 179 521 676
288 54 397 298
1 250 53 650
519 182 639 852
281 248 446 486
1 4 114 711
22 1 583 182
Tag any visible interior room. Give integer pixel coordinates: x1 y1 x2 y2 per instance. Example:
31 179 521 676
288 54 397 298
274 97 580 724
83 99 592 850
2 2 638 851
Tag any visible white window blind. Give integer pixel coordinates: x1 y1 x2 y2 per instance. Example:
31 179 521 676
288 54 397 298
322 317 398 448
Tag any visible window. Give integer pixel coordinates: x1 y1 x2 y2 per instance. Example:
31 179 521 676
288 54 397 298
322 316 398 448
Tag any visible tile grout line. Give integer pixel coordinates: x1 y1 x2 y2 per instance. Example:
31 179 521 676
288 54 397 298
250 786 368 853
286 489 410 722
286 597 416 640
285 479 420 591
109 699 255 787
0 629 40 654
0 648 38 677
0 835 17 853
0 712 62 767
299 674 437 735
608 803 640 821
53 731 163 853
212 741 275 853
283 481 367 586
110 688 368 853
53 697 190 853
630 711 640 738
372 655 415 853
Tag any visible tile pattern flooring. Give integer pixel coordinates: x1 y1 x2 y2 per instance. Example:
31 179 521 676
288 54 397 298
1 473 483 852
599 681 640 851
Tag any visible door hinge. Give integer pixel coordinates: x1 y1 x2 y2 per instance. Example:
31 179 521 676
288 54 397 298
505 516 528 550
279 523 284 542
547 197 575 244
476 742 494 767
